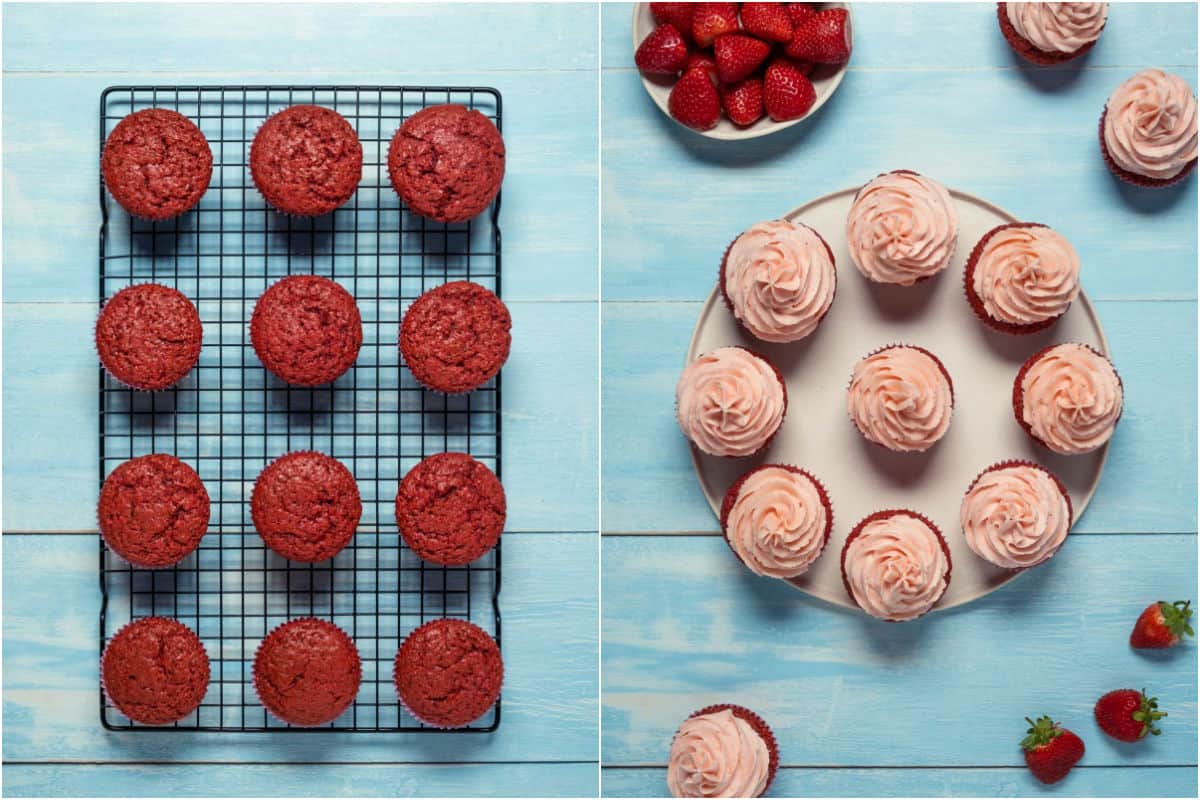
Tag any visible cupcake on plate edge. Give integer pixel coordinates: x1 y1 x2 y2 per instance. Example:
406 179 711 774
720 464 833 579
676 346 787 458
964 222 1081 334
961 460 1073 570
841 509 952 622
1013 342 1123 455
845 170 958 286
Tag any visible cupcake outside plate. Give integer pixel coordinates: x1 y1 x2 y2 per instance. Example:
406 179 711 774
98 454 210 568
102 108 212 220
399 281 512 394
251 451 361 563
250 105 362 216
96 283 203 391
1099 68 1198 188
667 703 779 798
102 617 210 725
396 452 505 566
250 275 363 386
996 2 1108 66
393 618 502 729
253 618 361 727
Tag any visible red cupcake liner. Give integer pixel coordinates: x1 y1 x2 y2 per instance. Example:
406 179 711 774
962 459 1074 571
840 509 953 622
846 344 954 452
98 454 211 570
678 704 780 797
95 282 203 392
848 169 949 285
392 618 503 730
1012 342 1124 452
719 464 834 578
1098 107 1198 189
996 3 1100 66
963 222 1067 335
101 616 210 725
252 617 362 728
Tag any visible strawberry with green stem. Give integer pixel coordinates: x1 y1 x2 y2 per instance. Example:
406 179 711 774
1094 689 1167 742
1130 600 1194 649
1020 715 1085 785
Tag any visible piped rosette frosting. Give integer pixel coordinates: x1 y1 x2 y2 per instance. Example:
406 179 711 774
961 461 1073 570
1015 343 1122 455
841 510 951 622
721 220 837 343
845 171 959 285
1102 69 1198 183
676 347 786 458
720 465 832 579
667 705 776 798
1006 3 1108 54
966 223 1080 332
848 345 954 452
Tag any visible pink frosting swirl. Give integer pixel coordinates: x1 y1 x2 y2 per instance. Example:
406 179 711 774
726 467 829 579
677 347 785 458
668 709 770 798
843 513 949 621
973 225 1080 325
1006 3 1108 53
845 171 958 285
961 464 1071 569
848 347 953 452
724 220 837 343
1020 343 1122 455
1103 69 1198 180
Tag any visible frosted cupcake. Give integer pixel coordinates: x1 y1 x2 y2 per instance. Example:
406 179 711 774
841 510 951 622
848 345 953 452
676 347 787 458
997 3 1108 65
961 461 1073 570
667 704 779 798
1014 343 1123 455
965 222 1080 334
720 220 837 343
845 170 958 286
720 465 833 579
1100 69 1198 188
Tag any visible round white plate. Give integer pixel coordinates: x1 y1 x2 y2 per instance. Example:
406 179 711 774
632 3 851 141
687 186 1111 611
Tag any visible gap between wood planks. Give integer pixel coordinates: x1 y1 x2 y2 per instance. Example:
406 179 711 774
2 759 601 767
600 530 1198 536
601 763 1199 770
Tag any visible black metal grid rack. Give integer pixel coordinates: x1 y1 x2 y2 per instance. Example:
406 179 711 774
98 85 502 732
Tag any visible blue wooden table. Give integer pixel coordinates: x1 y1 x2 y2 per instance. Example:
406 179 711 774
1 3 598 796
601 2 1197 797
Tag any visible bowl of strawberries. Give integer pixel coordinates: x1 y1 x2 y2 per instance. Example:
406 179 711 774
633 2 852 140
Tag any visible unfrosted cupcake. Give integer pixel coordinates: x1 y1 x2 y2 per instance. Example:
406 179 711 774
720 220 837 343
676 347 787 458
1014 343 1122 455
101 617 210 725
997 3 1108 65
95 283 203 391
841 510 951 622
965 222 1080 334
253 618 361 726
845 170 958 286
847 345 953 452
961 460 1073 570
394 619 503 729
1100 69 1198 188
720 465 832 579
667 704 779 798
99 454 210 568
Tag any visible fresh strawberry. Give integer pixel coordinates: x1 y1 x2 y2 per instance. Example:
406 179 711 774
692 2 740 48
793 59 815 76
741 2 794 44
786 7 852 64
720 78 765 126
1131 601 1195 649
685 52 719 84
669 67 722 131
635 24 690 75
1021 716 1085 785
714 34 771 84
1095 689 1167 742
785 2 818 28
650 3 696 40
763 58 816 121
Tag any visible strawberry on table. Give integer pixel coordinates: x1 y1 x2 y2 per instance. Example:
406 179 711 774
1021 715 1085 785
650 2 696 40
685 52 719 83
714 33 771 84
1094 689 1167 742
785 2 819 28
635 23 690 75
692 2 740 48
787 6 852 64
669 67 722 131
1130 601 1195 649
763 58 816 121
721 77 765 127
741 2 795 43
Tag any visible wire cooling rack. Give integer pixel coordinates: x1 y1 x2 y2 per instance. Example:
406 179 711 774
98 85 502 732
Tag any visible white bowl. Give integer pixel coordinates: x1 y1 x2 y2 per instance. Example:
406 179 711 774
632 2 852 141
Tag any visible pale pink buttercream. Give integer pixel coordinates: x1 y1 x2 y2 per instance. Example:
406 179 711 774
724 220 836 343
844 514 949 622
726 467 828 579
1020 343 1121 455
848 347 952 452
677 347 785 458
961 465 1071 569
668 709 770 798
1103 69 1198 180
1006 3 1107 54
845 172 958 285
973 225 1080 326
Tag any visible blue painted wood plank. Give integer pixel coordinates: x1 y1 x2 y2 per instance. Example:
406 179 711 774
601 299 1197 535
2 762 599 798
601 766 1198 798
2 531 597 763
1 300 597 532
600 534 1197 770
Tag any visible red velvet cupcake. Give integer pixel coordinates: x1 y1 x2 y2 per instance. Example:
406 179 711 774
250 105 362 216
250 275 363 386
253 618 361 726
251 451 361 563
667 704 779 798
99 454 210 568
841 510 952 622
1099 69 1198 189
964 222 1080 335
393 619 503 729
1013 343 1123 455
720 464 832 579
396 452 505 566
961 460 1073 570
102 617 209 725
102 108 212 220
676 346 788 458
997 3 1108 66
399 281 511 394
96 283 203 391
847 345 953 453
